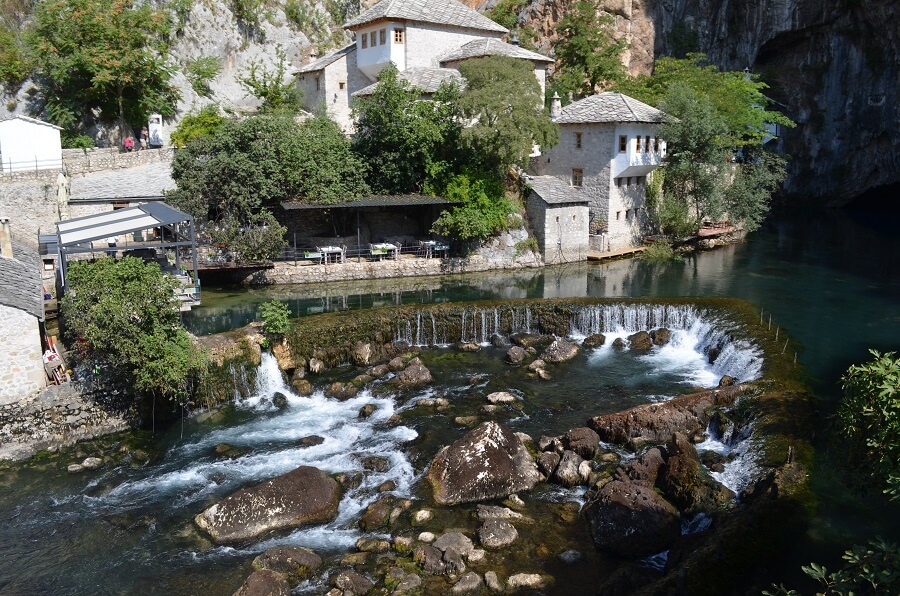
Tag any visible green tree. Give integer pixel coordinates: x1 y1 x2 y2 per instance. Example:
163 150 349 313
838 350 900 501
239 48 303 114
456 56 559 175
62 256 205 400
259 299 290 335
352 63 462 194
723 149 787 232
207 211 287 262
430 170 513 241
553 0 628 96
186 56 221 97
292 116 372 203
30 0 178 139
169 104 226 148
615 53 794 148
0 24 30 93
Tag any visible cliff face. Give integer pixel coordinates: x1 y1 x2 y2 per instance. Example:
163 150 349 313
489 0 898 205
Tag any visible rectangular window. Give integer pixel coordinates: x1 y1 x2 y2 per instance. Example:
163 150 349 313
645 136 650 153
636 137 642 153
616 211 621 220
361 33 367 49
315 77 320 91
615 178 622 188
394 29 405 44
380 29 386 45
571 168 583 187
627 177 633 187
653 137 660 152
370 31 377 46
575 132 582 149
618 135 627 152
339 81 346 90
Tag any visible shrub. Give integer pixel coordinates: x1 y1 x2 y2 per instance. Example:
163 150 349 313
186 56 221 97
259 299 290 335
514 236 539 256
641 238 682 263
169 104 225 148
61 131 95 149
430 171 513 242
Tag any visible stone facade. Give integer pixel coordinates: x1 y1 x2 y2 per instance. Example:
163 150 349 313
0 304 45 406
62 147 175 176
525 192 589 264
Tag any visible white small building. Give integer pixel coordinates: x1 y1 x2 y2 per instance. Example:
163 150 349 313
0 116 63 174
294 0 551 131
530 93 669 252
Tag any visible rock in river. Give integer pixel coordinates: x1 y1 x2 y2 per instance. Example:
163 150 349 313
194 466 340 544
233 569 290 596
541 339 579 363
252 546 322 583
427 421 540 505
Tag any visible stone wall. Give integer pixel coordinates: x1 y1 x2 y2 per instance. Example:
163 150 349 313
62 147 176 175
0 304 45 406
230 243 543 286
0 383 129 461
0 176 62 240
526 194 589 264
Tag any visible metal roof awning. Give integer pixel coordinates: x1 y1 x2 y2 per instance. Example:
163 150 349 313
56 202 193 247
280 194 450 210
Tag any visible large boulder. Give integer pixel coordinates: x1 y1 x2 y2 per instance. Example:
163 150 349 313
478 519 518 549
427 421 540 505
352 341 374 366
552 450 584 487
332 570 374 594
194 466 340 544
650 328 671 346
659 433 736 514
233 569 290 596
541 339 580 363
583 479 681 558
251 546 322 583
582 333 606 348
564 427 601 459
394 363 432 388
587 385 750 450
627 331 653 352
506 346 526 364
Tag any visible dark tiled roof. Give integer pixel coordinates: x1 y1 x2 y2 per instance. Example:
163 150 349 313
294 44 356 75
0 238 42 318
281 194 450 209
344 0 508 33
527 176 588 205
352 67 462 96
439 38 552 64
556 93 669 125
69 162 175 200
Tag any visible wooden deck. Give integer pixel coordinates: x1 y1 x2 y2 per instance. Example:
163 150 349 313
586 246 647 261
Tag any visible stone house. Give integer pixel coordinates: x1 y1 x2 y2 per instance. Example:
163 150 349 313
0 218 46 405
529 93 668 253
524 176 589 264
294 0 552 131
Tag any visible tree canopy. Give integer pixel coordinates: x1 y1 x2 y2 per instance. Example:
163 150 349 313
352 63 462 194
456 55 559 175
29 0 178 138
239 48 303 114
552 0 628 97
62 256 205 401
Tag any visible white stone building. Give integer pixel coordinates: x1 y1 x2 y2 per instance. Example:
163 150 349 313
529 93 668 252
294 0 551 131
0 116 63 174
0 218 46 405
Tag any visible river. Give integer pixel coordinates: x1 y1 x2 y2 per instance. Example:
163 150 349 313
2 205 898 594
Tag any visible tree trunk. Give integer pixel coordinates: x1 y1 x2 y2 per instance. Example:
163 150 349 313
117 82 126 149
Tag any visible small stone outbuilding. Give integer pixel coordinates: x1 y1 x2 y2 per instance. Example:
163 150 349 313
525 176 589 264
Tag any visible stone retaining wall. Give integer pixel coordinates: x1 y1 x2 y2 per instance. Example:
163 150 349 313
62 147 175 175
0 384 129 461
236 251 542 286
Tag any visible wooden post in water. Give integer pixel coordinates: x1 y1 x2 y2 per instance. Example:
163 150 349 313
768 314 772 330
775 326 779 340
782 338 789 354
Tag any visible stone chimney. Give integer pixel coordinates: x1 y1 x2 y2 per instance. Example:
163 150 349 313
550 92 562 120
0 217 12 258
509 32 520 46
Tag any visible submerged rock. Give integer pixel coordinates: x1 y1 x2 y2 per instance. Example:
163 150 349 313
478 519 519 549
427 421 540 505
458 341 481 352
582 333 606 348
194 466 340 544
332 569 373 594
452 572 483 594
296 435 324 448
394 363 432 388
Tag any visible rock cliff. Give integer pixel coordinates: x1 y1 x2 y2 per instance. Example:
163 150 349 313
478 0 898 204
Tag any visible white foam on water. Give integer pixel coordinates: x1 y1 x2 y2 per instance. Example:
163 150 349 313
695 422 758 495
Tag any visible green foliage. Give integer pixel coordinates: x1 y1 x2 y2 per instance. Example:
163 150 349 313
485 0 528 30
838 350 900 501
456 56 559 175
0 24 30 93
259 299 291 335
285 0 329 40
169 104 226 148
553 0 628 96
208 210 287 262
231 0 263 27
239 48 302 114
352 63 462 194
30 0 179 136
668 21 699 58
168 113 366 258
62 256 206 400
61 131 95 149
430 170 513 241
167 0 193 35
723 149 787 232
640 238 681 262
764 537 900 596
186 56 221 97
514 236 539 256
615 53 795 148
658 83 729 229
